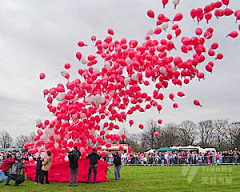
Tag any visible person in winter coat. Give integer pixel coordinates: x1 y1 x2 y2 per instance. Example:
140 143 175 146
32 154 43 184
86 148 101 184
0 154 15 175
6 159 26 186
0 154 15 186
113 152 122 180
40 150 52 184
68 146 81 186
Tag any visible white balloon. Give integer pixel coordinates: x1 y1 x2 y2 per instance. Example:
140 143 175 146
146 29 154 36
80 113 86 119
131 74 138 81
61 70 67 77
173 0 179 8
104 61 111 70
162 22 169 31
85 97 91 104
72 114 77 120
56 93 65 101
159 67 166 73
81 56 88 65
93 68 100 74
36 119 42 125
100 96 106 104
90 128 95 134
124 77 130 86
125 58 131 65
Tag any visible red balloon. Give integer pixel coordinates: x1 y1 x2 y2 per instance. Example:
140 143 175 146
224 8 233 16
154 132 159 137
175 28 181 37
157 119 163 124
91 36 96 41
195 28 203 36
108 29 114 35
177 91 185 97
154 27 162 35
216 53 223 60
39 73 45 80
139 124 144 129
147 10 155 18
193 100 202 107
190 9 197 19
211 43 219 49
173 13 183 22
162 0 168 8
205 64 213 73
222 0 229 6
173 103 178 108
119 146 124 151
64 63 71 69
76 52 82 61
129 120 134 126
78 41 86 47
227 31 238 38
169 93 174 100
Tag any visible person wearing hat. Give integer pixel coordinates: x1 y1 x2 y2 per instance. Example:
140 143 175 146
86 148 101 184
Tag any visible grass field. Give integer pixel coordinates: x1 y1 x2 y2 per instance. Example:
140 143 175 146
1 165 240 192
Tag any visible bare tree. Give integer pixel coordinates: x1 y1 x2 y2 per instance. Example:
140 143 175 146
198 120 215 147
213 119 229 150
160 123 180 147
28 132 36 142
0 131 13 148
226 122 240 148
141 120 160 150
178 120 197 146
125 133 142 152
15 135 30 148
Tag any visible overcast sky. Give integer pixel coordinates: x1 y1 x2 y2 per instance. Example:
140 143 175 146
0 0 240 138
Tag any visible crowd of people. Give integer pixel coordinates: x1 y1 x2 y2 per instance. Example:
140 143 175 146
0 148 239 186
116 149 240 166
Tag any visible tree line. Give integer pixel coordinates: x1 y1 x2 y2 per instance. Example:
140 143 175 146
1 119 240 152
0 131 35 149
123 119 240 152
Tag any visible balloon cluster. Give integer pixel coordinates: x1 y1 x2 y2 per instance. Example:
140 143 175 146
25 0 240 162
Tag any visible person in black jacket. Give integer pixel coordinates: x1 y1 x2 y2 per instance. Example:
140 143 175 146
32 154 43 184
68 146 81 186
86 148 101 184
113 152 122 180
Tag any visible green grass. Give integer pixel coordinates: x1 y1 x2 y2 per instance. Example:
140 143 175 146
1 165 240 192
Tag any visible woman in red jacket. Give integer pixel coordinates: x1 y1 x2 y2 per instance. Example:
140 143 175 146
0 154 15 175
